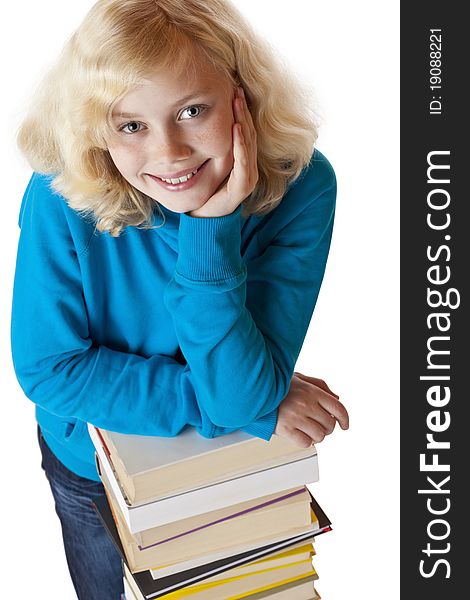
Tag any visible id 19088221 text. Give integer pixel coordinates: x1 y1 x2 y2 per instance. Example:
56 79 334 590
429 29 442 115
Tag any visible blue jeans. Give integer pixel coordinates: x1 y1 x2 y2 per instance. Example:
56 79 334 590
38 427 124 600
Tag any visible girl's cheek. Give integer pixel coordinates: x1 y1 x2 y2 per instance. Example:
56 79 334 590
216 119 235 152
196 123 232 151
108 146 134 177
207 106 234 142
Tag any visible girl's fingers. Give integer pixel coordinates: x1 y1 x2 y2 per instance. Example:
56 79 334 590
298 419 328 444
319 396 349 430
234 89 249 134
230 123 250 197
234 98 252 160
222 86 258 208
292 372 349 430
237 92 255 146
294 372 339 399
277 428 314 449
233 123 246 163
234 88 258 178
307 408 337 435
239 88 257 140
231 121 256 199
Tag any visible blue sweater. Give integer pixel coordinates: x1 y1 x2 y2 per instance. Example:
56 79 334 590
11 149 336 481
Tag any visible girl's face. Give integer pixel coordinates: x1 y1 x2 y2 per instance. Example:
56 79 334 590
107 51 235 214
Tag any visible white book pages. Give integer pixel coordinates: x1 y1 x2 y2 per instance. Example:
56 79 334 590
106 427 254 476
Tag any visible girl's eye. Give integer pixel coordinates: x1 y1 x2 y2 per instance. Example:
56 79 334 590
179 105 206 120
119 121 145 134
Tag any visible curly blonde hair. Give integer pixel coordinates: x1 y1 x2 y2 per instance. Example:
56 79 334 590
17 0 318 236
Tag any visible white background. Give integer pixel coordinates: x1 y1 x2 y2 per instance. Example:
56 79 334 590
0 1 399 598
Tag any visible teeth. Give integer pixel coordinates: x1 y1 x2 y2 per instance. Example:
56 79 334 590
160 168 197 184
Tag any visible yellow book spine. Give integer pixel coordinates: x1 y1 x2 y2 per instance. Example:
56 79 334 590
161 559 314 599
248 543 313 567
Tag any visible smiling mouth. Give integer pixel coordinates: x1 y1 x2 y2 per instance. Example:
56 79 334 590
152 160 208 185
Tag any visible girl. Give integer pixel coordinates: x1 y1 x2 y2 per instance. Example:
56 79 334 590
11 0 349 598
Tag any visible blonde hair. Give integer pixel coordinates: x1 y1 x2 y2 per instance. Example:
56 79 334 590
18 0 318 236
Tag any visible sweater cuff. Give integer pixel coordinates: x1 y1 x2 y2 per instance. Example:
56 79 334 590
175 206 246 289
242 409 279 441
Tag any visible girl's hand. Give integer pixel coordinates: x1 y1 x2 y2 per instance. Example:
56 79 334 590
274 372 349 448
188 87 258 218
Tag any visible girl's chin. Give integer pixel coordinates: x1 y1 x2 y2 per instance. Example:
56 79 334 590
152 184 227 214
154 193 212 215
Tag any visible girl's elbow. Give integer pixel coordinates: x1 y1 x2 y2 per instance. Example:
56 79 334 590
12 353 64 406
12 363 42 403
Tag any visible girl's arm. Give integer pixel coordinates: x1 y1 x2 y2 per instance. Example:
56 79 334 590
164 150 337 440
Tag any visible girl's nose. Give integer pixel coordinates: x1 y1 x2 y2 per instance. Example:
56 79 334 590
150 128 192 165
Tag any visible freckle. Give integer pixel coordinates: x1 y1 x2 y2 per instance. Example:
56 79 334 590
195 132 207 143
196 129 217 144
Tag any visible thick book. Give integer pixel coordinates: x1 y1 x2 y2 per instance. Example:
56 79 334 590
89 425 317 505
92 491 331 597
149 542 316 583
90 425 319 533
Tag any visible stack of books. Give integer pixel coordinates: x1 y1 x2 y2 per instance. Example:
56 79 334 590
88 425 332 599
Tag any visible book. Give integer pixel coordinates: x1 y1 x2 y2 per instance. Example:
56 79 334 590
99 456 314 573
91 425 317 505
123 559 317 600
92 491 331 596
148 536 319 581
90 425 319 533
191 544 315 584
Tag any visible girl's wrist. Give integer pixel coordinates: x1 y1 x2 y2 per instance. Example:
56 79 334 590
187 204 237 218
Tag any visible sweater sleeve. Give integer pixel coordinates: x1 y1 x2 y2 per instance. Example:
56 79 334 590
10 174 210 438
164 152 336 439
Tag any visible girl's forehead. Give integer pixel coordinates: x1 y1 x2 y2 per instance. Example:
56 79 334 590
113 61 232 115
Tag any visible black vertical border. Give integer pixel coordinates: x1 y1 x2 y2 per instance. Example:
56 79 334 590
401 2 466 597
